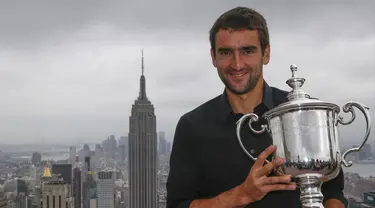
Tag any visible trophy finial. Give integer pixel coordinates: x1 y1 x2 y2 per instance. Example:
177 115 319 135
286 64 310 100
290 64 298 77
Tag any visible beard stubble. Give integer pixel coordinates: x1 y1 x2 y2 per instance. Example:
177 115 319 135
218 64 263 95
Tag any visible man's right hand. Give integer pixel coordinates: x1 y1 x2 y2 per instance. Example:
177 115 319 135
238 145 297 204
189 145 297 208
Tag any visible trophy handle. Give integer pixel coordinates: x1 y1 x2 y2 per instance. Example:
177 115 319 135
338 101 371 168
236 113 268 163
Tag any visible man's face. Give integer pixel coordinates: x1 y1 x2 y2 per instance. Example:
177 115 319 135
211 29 270 95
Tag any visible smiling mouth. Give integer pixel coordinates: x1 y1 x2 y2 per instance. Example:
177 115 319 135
229 72 248 77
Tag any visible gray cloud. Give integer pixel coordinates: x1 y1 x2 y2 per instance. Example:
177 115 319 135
0 1 374 146
1 1 374 47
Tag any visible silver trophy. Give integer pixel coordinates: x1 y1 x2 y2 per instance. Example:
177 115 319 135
236 64 371 208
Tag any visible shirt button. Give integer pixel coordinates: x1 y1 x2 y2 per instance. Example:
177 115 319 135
250 149 255 154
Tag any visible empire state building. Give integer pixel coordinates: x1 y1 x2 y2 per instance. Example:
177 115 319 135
128 50 158 208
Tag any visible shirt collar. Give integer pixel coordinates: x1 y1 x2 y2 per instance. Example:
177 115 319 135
218 80 275 121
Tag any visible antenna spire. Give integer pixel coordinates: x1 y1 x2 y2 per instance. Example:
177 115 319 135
137 48 148 101
141 49 144 76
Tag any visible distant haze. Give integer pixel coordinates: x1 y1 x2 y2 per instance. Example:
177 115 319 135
0 1 374 146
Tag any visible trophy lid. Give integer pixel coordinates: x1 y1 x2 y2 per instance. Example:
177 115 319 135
263 64 340 118
286 64 311 100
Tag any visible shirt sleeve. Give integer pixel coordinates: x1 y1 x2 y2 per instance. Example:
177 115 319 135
166 115 202 208
321 168 348 207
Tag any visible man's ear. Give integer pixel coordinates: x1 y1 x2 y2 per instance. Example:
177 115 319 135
210 48 217 67
262 45 270 65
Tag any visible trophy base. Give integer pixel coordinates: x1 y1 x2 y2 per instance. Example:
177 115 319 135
295 173 324 208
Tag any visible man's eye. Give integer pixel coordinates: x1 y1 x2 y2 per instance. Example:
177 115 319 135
219 51 230 56
243 50 253 55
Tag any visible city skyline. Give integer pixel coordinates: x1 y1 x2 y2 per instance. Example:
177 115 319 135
0 1 374 145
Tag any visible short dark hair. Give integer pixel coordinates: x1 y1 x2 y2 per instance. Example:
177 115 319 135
209 7 270 56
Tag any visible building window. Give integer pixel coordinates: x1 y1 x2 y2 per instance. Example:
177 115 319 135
53 195 55 208
47 195 49 208
59 195 61 208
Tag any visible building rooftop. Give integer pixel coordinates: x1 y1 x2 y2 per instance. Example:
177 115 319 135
42 161 52 178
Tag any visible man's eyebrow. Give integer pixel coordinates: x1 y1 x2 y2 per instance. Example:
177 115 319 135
217 47 232 52
241 45 257 51
217 45 258 52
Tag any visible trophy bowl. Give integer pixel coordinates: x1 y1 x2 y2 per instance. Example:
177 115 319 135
236 64 371 208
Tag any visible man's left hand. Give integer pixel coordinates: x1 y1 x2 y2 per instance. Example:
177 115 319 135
324 199 346 208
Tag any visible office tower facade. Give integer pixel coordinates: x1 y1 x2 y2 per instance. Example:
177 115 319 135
69 146 76 166
118 136 128 162
31 152 42 166
166 142 171 154
52 164 72 185
42 181 68 208
97 171 114 208
73 156 81 208
158 131 167 156
109 135 117 159
128 50 158 208
83 156 97 208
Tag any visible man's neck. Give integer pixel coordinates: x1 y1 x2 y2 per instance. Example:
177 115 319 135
226 79 264 114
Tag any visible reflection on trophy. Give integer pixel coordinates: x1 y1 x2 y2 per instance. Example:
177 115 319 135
236 65 371 208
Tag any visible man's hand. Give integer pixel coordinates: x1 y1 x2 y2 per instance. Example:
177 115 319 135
189 145 297 208
324 199 346 208
238 145 297 204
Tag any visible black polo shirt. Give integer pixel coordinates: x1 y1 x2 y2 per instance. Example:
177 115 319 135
166 81 348 208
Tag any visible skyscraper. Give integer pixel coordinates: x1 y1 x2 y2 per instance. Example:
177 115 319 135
158 131 167 156
42 182 68 208
118 136 128 163
73 155 81 208
97 171 114 208
128 50 158 208
52 164 72 185
69 146 76 166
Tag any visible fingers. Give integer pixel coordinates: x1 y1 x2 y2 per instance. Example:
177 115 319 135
243 145 297 202
262 175 293 185
253 145 276 168
256 157 285 176
261 183 297 193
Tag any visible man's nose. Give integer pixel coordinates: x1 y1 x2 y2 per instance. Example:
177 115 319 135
230 52 245 70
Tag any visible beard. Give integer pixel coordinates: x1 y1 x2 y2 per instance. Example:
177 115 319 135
218 64 263 95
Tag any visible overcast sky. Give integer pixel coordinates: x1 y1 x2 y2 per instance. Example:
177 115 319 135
0 1 374 146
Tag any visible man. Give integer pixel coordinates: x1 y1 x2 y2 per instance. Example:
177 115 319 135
166 7 347 208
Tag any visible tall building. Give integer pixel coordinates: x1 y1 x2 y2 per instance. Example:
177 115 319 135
35 186 41 208
166 141 171 154
118 136 128 163
72 156 81 208
41 161 52 183
31 152 42 166
52 164 72 186
83 171 97 208
14 179 29 208
42 180 68 208
83 156 97 208
159 131 167 156
69 146 76 166
109 135 117 159
128 50 158 208
17 179 28 196
97 171 114 208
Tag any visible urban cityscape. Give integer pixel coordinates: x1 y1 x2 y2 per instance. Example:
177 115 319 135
0 53 374 208
0 53 172 208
